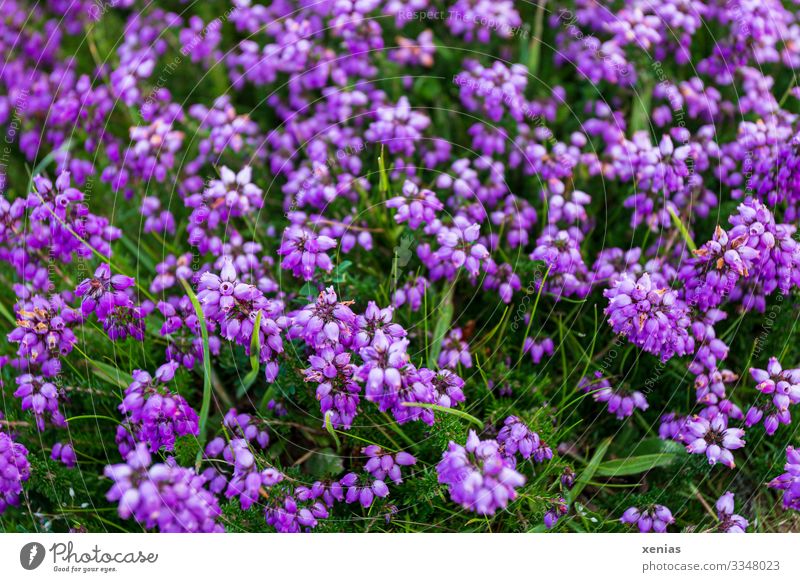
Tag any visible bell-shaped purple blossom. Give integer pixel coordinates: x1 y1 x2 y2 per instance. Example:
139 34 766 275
0 431 30 514
683 225 760 311
386 180 443 229
197 260 284 381
544 497 569 529
769 446 800 511
51 442 77 468
434 218 490 278
305 346 361 429
715 492 748 532
682 414 745 468
8 294 78 377
278 225 337 281
522 336 554 364
497 416 543 464
289 286 356 349
363 445 416 485
118 362 199 453
392 274 429 311
438 327 472 369
353 301 406 350
365 96 430 157
745 358 800 435
436 430 526 516
579 372 649 419
14 374 66 431
604 272 694 362
620 505 674 532
104 443 223 532
75 263 135 318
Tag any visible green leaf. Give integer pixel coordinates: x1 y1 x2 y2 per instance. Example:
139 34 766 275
298 282 317 297
400 402 483 428
238 309 263 396
595 453 679 477
304 447 345 478
180 278 213 468
428 285 454 368
668 206 697 252
90 360 135 390
324 411 341 450
568 437 612 504
378 147 391 196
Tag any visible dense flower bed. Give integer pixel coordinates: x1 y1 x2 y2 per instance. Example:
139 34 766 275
1 0 800 533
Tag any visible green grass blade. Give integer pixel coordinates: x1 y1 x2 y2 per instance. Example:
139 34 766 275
180 278 213 468
401 402 483 428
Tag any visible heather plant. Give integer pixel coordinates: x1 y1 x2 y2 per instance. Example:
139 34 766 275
2 0 800 535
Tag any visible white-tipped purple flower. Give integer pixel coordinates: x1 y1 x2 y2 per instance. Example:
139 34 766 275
682 414 745 468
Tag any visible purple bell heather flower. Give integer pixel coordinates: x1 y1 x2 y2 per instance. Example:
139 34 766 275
360 331 411 407
448 1 521 43
604 272 694 362
365 96 430 157
14 374 66 431
768 446 800 511
289 286 356 349
386 180 443 229
392 274 429 311
118 362 199 453
544 497 569 529
278 225 337 281
497 416 541 463
620 505 674 533
100 294 147 342
158 295 221 369
682 414 745 468
127 117 184 183
483 259 521 303
522 336 554 364
150 253 194 293
197 260 284 380
436 430 526 516
715 491 748 533
659 413 692 443
104 443 223 532
265 493 330 533
438 327 472 369
141 196 175 235
682 225 760 311
222 409 270 449
363 445 417 485
434 218 490 277
579 372 649 419
8 294 78 377
51 442 77 468
0 431 30 515
454 59 528 122
745 358 800 435
560 467 576 490
75 263 135 318
353 301 406 350
304 346 361 429
530 228 591 300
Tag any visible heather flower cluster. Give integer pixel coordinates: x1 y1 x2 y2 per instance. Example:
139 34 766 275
437 430 526 515
0 0 799 536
